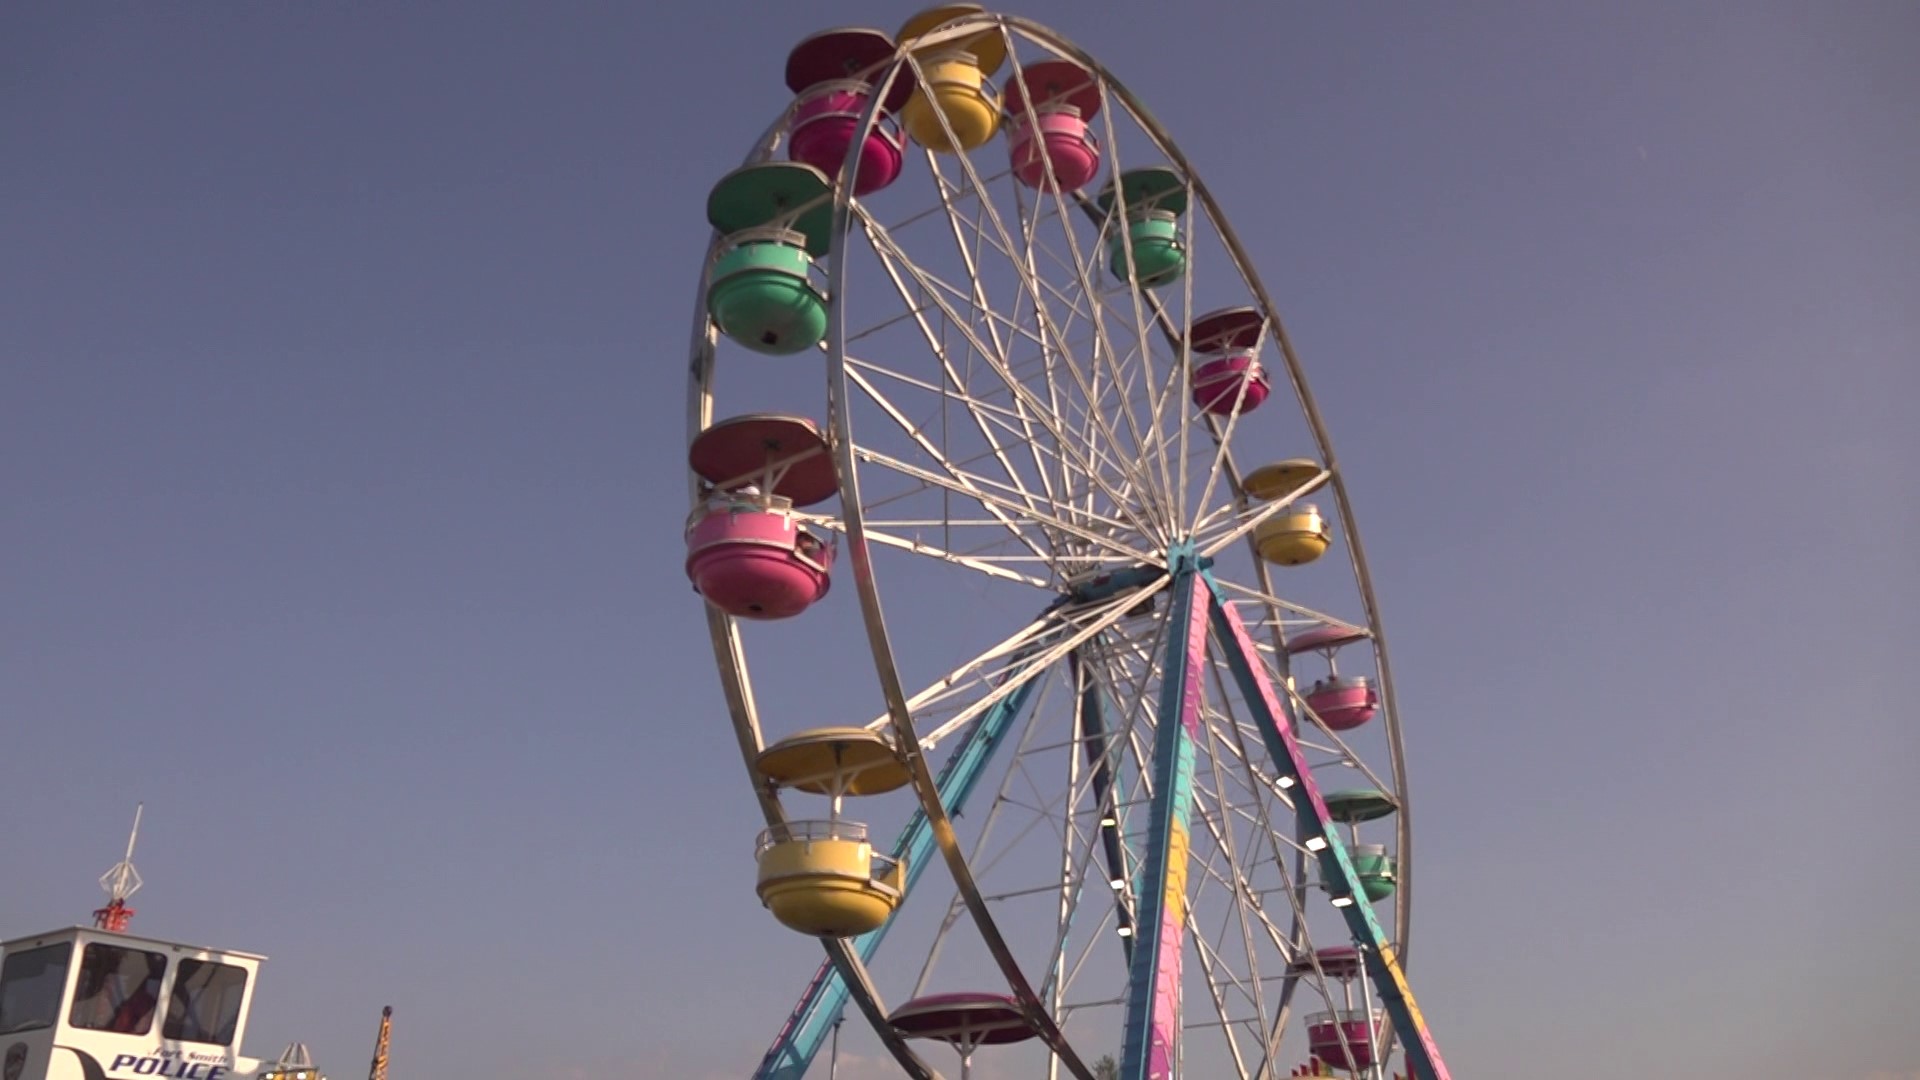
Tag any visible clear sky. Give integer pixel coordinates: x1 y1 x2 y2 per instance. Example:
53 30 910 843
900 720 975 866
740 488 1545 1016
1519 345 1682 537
3 3 1916 1079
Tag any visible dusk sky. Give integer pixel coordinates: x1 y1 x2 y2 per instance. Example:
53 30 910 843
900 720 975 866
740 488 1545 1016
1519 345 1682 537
3 3 1915 1079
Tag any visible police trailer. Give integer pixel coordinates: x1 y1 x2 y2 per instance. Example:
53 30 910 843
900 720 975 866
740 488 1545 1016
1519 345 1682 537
0 924 266 1080
1 811 276 1080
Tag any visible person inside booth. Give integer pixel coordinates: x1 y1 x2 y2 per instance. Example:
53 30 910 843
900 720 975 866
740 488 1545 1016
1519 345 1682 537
68 943 166 1036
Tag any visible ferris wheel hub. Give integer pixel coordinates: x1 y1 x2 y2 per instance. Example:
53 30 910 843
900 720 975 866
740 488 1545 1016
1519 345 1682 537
1062 550 1214 605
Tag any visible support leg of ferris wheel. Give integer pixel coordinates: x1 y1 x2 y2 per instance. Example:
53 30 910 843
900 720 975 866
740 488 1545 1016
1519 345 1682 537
1117 549 1209 1080
751 666 1048 1080
1203 573 1452 1080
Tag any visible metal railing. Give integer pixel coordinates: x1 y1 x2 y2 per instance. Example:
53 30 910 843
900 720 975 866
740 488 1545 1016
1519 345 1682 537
757 819 868 855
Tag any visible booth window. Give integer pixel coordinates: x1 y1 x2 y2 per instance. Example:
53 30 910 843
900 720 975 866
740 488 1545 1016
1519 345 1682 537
163 959 247 1045
69 943 167 1035
0 943 73 1035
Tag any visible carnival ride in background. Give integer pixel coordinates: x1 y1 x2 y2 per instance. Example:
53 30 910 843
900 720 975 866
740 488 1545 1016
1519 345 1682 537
684 7 1451 1079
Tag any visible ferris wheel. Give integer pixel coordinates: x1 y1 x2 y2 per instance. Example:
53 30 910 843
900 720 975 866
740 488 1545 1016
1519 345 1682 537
683 8 1452 1079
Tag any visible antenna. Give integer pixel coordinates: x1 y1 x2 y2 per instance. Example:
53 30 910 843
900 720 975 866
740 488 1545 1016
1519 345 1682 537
367 1006 393 1080
93 803 145 932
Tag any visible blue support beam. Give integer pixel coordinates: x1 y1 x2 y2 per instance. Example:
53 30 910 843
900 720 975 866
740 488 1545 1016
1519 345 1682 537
1119 554 1210 1080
